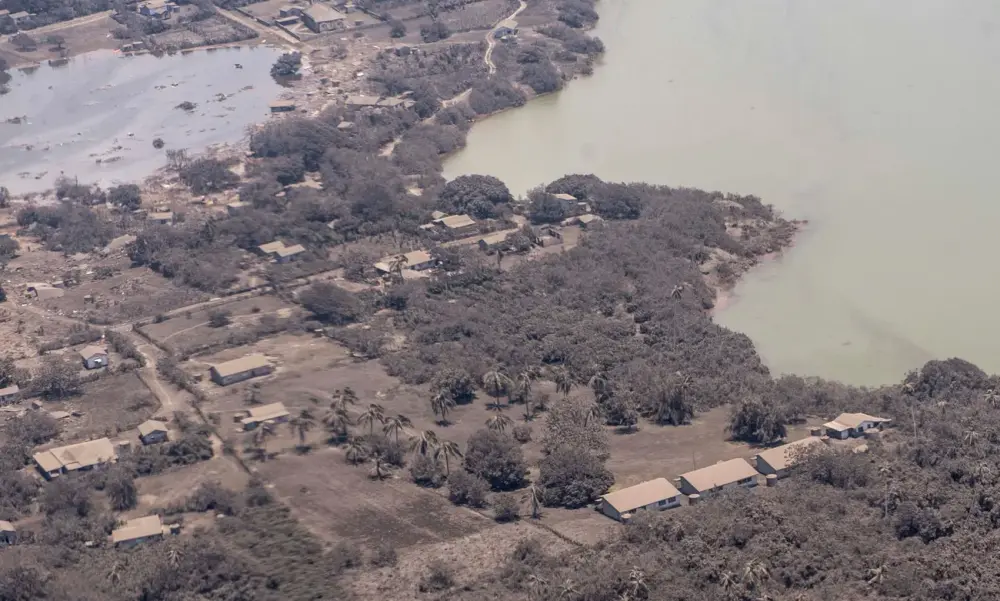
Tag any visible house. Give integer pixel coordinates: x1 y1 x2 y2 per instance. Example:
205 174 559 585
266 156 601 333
147 211 174 225
337 120 355 130
434 214 478 236
112 515 166 548
24 283 64 300
301 2 346 33
494 19 518 39
754 437 827 479
374 249 435 275
552 193 576 202
577 213 603 228
226 201 249 215
138 420 169 445
0 521 16 546
275 244 306 263
210 354 273 386
677 458 758 497
9 11 32 27
278 5 301 17
32 438 116 479
430 210 448 220
269 100 297 113
599 478 681 522
346 94 381 107
79 345 109 370
0 385 19 405
477 232 511 251
258 240 287 257
241 401 291 430
137 0 176 18
824 412 891 439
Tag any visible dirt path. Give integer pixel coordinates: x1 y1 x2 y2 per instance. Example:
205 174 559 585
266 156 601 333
484 0 527 75
217 7 302 49
28 10 112 34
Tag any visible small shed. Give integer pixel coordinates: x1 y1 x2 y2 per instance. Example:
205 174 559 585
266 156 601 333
138 420 169 445
0 521 16 546
269 100 297 113
147 211 174 225
824 413 891 440
112 515 166 548
275 244 306 263
0 385 19 405
494 19 518 39
242 402 291 430
79 345 109 370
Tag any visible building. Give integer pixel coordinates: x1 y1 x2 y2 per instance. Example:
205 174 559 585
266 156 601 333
346 94 381 107
24 283 64 300
494 19 518 39
0 521 16 546
552 193 576 202
112 515 166 548
226 201 249 215
275 244 306 263
824 412 890 439
477 231 511 251
32 438 116 479
269 100 297 113
137 0 177 18
258 240 287 257
678 458 759 497
434 214 478 236
599 478 681 522
138 420 169 445
210 354 273 386
241 401 291 430
0 385 19 405
9 11 32 27
430 210 448 220
337 120 355 130
754 437 827 479
374 249 436 275
79 345 109 370
301 2 346 33
577 213 604 228
147 211 174 225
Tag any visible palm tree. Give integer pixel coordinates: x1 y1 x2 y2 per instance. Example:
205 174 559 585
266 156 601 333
434 439 463 476
388 254 408 281
252 422 276 461
107 560 123 586
985 388 999 407
719 571 739 599
866 561 889 586
430 390 455 425
345 437 367 464
486 412 514 434
371 449 390 480
741 559 770 592
553 366 573 400
323 407 353 444
330 387 359 413
584 402 603 426
358 403 386 436
623 567 648 601
588 371 609 401
483 367 512 408
244 383 263 405
409 429 440 457
383 414 412 444
289 409 316 446
525 483 542 519
166 543 184 568
515 368 536 403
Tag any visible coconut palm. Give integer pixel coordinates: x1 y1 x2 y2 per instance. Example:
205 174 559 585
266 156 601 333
323 407 353 444
515 368 536 403
383 414 412 444
166 543 184 568
525 483 542 519
741 559 770 592
371 449 390 480
623 567 648 601
553 366 573 400
289 409 316 446
244 383 263 405
358 403 386 436
388 254 408 281
330 387 359 412
486 411 514 434
107 561 123 586
345 437 367 464
985 388 999 407
251 422 276 461
434 439 463 476
588 371 609 401
866 562 889 586
409 429 439 457
430 390 455 425
483 367 513 408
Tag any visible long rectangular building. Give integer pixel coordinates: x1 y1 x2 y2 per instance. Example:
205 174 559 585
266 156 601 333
210 354 273 386
33 438 116 479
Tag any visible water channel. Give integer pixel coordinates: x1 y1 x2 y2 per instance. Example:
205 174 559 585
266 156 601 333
444 0 1000 385
0 45 283 194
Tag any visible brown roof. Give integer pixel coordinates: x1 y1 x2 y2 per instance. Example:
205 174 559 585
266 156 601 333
211 354 272 378
258 241 286 254
243 402 290 424
303 2 344 22
112 515 164 544
552 193 576 201
601 478 680 513
0 385 18 396
478 232 511 246
269 100 296 108
275 244 305 258
443 227 520 248
148 211 173 221
78 345 107 360
755 437 826 472
0 521 14 532
138 420 169 437
577 213 602 224
375 249 433 272
430 211 448 220
828 412 889 429
33 438 116 473
436 214 476 229
681 458 758 493
346 95 380 106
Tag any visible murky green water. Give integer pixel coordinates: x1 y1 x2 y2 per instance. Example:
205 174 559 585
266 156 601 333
445 0 1000 385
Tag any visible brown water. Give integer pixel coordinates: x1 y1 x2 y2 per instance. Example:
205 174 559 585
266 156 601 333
0 45 283 194
445 0 1000 385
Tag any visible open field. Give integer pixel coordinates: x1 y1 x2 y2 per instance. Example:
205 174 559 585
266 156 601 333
134 454 250 512
138 294 299 354
0 12 118 69
44 371 158 440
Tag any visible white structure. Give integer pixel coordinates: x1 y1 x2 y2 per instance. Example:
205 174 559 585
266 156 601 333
824 413 890 439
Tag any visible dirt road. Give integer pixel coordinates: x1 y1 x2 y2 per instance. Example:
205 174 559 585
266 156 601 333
217 7 302 49
484 0 527 75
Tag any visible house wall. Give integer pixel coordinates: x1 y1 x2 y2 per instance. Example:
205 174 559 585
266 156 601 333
682 478 757 497
83 355 108 370
0 393 18 405
141 431 168 445
826 428 850 439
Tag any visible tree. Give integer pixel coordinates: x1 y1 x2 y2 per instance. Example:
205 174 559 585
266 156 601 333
729 397 787 444
439 175 513 215
525 483 542 519
104 467 138 511
434 440 462 476
12 33 36 52
250 422 276 461
289 409 316 446
463 429 527 491
520 60 562 94
430 390 455 425
482 368 512 408
323 407 353 444
382 414 412 444
270 51 302 78
345 437 367 464
492 493 521 522
447 470 488 507
553 367 574 400
542 398 609 459
45 34 66 51
432 369 476 404
389 19 406 38
486 411 514 434
409 429 439 457
298 282 363 325
647 375 695 426
107 184 142 210
33 356 81 399
420 20 451 43
179 157 239 194
537 445 613 508
388 254 408 281
331 387 359 412
208 309 231 328
358 404 386 436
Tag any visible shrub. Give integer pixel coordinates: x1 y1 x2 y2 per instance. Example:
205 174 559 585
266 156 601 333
492 493 521 522
410 454 444 488
179 158 239 195
447 470 488 507
420 21 450 43
537 446 614 508
370 542 398 567
389 19 406 38
512 424 532 443
463 429 527 491
420 560 455 592
208 310 232 328
298 283 363 325
107 184 142 210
